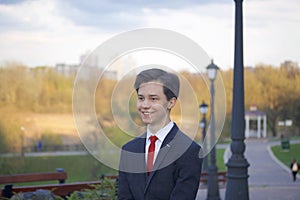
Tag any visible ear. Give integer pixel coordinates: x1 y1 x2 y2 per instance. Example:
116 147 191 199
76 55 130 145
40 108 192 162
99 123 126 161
167 97 177 110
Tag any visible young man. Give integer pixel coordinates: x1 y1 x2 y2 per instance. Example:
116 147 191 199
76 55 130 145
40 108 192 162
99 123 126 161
118 68 202 200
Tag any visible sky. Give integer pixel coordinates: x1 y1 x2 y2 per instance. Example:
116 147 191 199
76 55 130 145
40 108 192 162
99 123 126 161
0 0 299 70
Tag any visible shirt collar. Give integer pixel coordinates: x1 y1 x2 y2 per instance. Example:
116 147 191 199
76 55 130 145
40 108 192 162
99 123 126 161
147 121 174 142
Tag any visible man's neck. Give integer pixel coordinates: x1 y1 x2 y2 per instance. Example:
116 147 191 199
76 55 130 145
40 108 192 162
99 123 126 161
148 119 171 134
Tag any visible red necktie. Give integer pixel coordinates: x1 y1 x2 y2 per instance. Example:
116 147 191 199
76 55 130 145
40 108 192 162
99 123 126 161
147 135 158 175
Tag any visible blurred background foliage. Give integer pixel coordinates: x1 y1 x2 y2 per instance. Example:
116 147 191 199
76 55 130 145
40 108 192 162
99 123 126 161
0 61 300 154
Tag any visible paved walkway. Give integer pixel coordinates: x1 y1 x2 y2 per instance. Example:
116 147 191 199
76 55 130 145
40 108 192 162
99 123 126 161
196 139 300 200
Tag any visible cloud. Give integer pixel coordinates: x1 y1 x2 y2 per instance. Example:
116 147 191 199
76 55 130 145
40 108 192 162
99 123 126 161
0 0 26 5
59 0 229 14
50 0 230 31
54 1 142 31
138 4 234 68
0 0 70 32
244 0 300 66
0 0 299 68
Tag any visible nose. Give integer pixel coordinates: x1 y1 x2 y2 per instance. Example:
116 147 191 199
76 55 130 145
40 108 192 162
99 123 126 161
141 99 151 108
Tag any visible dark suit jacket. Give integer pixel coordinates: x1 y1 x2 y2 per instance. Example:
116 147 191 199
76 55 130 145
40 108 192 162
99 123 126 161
118 124 202 200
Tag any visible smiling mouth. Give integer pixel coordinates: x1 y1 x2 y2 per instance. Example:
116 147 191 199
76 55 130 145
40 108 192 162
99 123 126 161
142 111 150 115
141 111 152 116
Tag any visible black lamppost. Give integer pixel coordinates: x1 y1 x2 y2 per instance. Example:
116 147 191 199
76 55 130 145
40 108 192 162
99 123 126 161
225 0 250 199
199 101 208 172
206 60 220 200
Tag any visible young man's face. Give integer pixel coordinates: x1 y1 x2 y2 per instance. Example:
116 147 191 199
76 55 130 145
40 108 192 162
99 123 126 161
137 82 175 130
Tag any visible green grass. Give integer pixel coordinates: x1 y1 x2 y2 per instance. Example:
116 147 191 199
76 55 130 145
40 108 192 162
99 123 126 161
216 148 226 171
0 148 227 187
0 155 117 186
271 143 300 174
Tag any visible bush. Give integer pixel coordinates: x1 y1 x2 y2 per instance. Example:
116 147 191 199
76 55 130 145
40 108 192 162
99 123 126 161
8 178 117 200
66 178 117 200
11 189 57 200
0 118 22 153
40 131 63 151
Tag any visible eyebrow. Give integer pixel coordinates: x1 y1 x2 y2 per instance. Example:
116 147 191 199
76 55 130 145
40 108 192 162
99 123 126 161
138 94 159 97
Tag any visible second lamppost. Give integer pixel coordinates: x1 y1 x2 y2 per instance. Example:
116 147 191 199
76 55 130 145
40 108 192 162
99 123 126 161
199 101 208 172
206 60 220 200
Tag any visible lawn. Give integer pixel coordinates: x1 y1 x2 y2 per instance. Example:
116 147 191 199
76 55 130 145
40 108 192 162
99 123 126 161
271 143 300 173
0 154 117 186
0 148 227 186
216 148 226 171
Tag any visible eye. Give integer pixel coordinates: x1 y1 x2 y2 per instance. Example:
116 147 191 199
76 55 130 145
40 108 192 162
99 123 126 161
151 97 159 101
138 96 144 101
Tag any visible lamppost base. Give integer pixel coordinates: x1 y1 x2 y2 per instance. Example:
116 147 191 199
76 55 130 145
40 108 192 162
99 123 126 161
225 156 249 200
207 165 220 200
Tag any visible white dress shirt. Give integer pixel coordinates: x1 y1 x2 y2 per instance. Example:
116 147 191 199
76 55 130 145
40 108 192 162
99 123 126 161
145 121 174 165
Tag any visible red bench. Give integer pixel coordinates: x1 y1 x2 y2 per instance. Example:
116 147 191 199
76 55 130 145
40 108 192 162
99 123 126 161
0 172 116 198
199 171 227 188
101 172 227 188
2 181 101 197
100 172 227 187
0 171 68 198
1 171 226 198
0 171 67 185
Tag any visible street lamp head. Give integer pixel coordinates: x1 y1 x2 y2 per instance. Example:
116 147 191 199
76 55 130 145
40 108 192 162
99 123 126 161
206 59 219 81
200 118 206 128
199 101 208 114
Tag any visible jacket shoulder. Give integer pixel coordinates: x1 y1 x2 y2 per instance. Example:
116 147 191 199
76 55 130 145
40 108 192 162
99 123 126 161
176 130 200 149
122 136 145 152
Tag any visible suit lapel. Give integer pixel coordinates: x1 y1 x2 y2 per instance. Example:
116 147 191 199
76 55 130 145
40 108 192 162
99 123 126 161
144 124 179 193
151 125 178 171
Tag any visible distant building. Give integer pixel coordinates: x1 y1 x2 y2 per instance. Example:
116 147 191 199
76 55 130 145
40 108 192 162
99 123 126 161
280 60 298 69
280 60 299 78
245 106 267 138
102 70 118 80
55 63 79 77
244 66 254 72
54 51 119 79
80 51 99 68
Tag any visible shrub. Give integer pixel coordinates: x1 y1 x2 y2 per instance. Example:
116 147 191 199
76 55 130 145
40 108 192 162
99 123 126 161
66 178 118 200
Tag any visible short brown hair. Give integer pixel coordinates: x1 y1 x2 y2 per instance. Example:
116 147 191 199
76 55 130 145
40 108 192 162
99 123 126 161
134 68 180 101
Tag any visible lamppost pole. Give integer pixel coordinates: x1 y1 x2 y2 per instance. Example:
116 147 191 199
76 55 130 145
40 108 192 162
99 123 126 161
199 101 208 172
206 60 220 200
225 0 250 199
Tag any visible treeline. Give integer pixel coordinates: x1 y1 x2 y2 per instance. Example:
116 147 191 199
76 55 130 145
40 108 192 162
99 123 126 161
0 62 73 113
223 63 300 137
0 61 300 152
0 63 74 153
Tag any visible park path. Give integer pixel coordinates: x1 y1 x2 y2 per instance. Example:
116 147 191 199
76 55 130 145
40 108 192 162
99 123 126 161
197 139 300 200
246 139 298 186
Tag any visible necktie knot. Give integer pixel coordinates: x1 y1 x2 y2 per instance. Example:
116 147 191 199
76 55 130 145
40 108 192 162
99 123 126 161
149 135 158 144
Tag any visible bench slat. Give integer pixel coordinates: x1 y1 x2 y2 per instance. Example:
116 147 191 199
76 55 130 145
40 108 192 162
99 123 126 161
4 181 101 197
1 171 226 198
0 172 67 184
200 171 227 183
